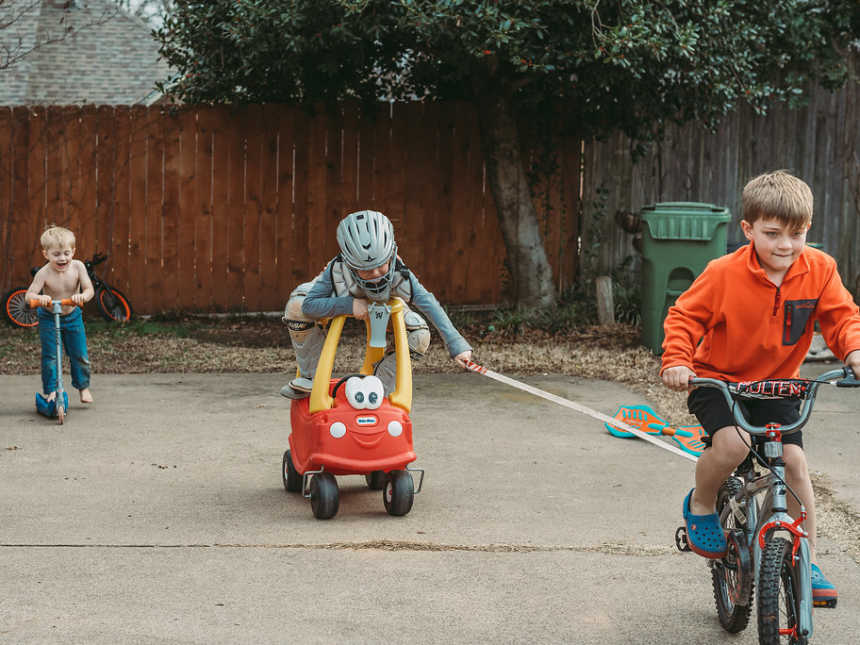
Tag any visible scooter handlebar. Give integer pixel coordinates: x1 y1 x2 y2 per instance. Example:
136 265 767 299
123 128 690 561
29 298 78 308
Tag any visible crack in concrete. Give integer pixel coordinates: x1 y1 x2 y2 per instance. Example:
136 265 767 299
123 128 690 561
0 539 676 555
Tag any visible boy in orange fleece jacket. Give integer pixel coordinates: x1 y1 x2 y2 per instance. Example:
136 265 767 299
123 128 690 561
661 170 860 605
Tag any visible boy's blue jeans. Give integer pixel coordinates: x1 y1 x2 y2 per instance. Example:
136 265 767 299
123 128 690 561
38 307 90 395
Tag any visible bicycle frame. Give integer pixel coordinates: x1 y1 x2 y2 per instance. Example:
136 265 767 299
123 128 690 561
730 436 814 639
693 366 857 642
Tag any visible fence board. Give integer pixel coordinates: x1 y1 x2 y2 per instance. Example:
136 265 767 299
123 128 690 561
209 109 230 312
258 105 280 311
273 105 296 304
242 105 263 313
290 109 311 287
161 110 183 311
224 111 245 309
0 108 11 289
26 107 47 268
110 106 131 296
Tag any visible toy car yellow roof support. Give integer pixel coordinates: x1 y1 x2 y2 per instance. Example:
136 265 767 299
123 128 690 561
309 298 412 414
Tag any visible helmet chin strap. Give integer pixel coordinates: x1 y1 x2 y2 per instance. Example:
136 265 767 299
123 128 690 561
350 249 397 300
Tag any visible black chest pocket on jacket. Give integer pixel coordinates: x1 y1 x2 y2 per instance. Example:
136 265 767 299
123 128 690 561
783 299 818 345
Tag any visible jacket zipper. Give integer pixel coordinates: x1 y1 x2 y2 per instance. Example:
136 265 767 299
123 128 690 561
772 286 781 316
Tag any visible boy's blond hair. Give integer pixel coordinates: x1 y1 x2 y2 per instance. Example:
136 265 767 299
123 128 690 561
742 170 813 230
40 225 75 250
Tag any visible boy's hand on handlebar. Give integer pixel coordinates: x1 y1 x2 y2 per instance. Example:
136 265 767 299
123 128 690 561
37 294 52 307
662 365 696 392
845 350 860 379
352 298 369 320
70 293 87 306
454 350 472 368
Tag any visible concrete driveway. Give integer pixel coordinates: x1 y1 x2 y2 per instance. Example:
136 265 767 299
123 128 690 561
1 366 858 644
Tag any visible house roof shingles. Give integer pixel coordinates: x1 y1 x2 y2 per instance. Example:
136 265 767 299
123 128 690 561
1 0 170 105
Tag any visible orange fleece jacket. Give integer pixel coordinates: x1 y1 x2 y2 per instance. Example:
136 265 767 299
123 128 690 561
661 244 860 381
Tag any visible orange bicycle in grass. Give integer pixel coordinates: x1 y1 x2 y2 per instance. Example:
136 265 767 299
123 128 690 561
281 297 424 520
4 252 132 328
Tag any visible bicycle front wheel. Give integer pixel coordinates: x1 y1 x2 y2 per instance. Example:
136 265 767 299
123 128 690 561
3 287 38 328
757 537 807 645
96 286 133 322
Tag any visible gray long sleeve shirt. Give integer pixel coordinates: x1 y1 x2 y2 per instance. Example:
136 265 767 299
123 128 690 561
302 259 472 358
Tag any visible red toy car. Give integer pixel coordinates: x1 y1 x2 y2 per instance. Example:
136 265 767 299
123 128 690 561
282 299 424 519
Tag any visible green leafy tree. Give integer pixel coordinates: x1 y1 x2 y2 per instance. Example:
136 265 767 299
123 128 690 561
157 0 858 307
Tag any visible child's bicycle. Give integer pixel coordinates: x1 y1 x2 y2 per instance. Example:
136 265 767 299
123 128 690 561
675 366 859 644
3 252 132 328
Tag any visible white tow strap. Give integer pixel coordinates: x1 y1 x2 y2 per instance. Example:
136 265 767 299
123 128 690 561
464 360 698 463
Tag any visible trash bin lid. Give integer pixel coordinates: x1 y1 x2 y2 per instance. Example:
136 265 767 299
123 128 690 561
640 202 731 241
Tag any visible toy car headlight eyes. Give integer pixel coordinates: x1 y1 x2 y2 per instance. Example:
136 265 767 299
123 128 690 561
344 375 385 410
363 376 384 410
345 377 367 409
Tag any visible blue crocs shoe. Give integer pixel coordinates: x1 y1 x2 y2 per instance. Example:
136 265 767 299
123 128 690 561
682 489 727 559
811 563 838 608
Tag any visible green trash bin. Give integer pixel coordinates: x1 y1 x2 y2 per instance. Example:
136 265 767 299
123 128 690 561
639 202 731 354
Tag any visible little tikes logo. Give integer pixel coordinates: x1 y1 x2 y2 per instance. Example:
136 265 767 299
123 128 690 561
356 416 378 426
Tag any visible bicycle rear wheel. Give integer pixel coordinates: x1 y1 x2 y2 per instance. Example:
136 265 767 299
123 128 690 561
96 286 133 322
711 477 753 633
3 287 38 328
757 537 807 645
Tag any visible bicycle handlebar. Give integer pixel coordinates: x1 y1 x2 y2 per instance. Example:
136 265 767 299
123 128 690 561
85 252 108 268
689 366 857 436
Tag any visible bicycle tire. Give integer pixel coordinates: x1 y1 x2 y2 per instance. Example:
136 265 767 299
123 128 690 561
757 537 807 645
711 477 753 633
3 287 38 328
96 286 133 322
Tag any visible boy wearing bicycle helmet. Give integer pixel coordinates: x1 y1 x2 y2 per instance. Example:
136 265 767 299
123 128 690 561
661 170 860 606
25 225 95 404
281 210 472 399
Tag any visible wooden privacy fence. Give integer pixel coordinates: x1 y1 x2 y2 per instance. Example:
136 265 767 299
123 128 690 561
583 74 860 297
0 104 580 314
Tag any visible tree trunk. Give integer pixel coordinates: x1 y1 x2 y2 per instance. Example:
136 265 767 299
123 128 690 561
477 92 556 308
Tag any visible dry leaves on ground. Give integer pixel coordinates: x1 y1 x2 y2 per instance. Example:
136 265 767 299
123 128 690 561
0 317 693 424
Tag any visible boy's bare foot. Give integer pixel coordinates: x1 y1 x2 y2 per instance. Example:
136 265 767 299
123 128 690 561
80 388 93 404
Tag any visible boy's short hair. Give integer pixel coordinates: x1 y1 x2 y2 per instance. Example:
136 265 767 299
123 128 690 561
742 170 813 229
40 225 75 250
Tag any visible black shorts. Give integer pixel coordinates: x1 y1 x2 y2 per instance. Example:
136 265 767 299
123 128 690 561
687 387 803 449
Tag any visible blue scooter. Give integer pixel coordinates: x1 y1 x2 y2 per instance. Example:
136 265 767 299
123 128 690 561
30 297 77 424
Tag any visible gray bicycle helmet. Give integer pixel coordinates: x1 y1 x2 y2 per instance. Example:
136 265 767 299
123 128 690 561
336 210 398 299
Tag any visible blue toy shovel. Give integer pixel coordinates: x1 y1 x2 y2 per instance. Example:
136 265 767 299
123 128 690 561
30 297 77 425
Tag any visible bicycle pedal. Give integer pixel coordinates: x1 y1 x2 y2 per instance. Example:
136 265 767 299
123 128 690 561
813 598 837 609
674 526 691 552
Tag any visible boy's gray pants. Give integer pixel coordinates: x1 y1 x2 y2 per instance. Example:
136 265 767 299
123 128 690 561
283 283 430 394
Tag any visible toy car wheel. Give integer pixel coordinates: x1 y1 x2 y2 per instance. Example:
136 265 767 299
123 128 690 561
383 470 414 516
365 470 388 490
310 472 339 519
282 450 302 493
